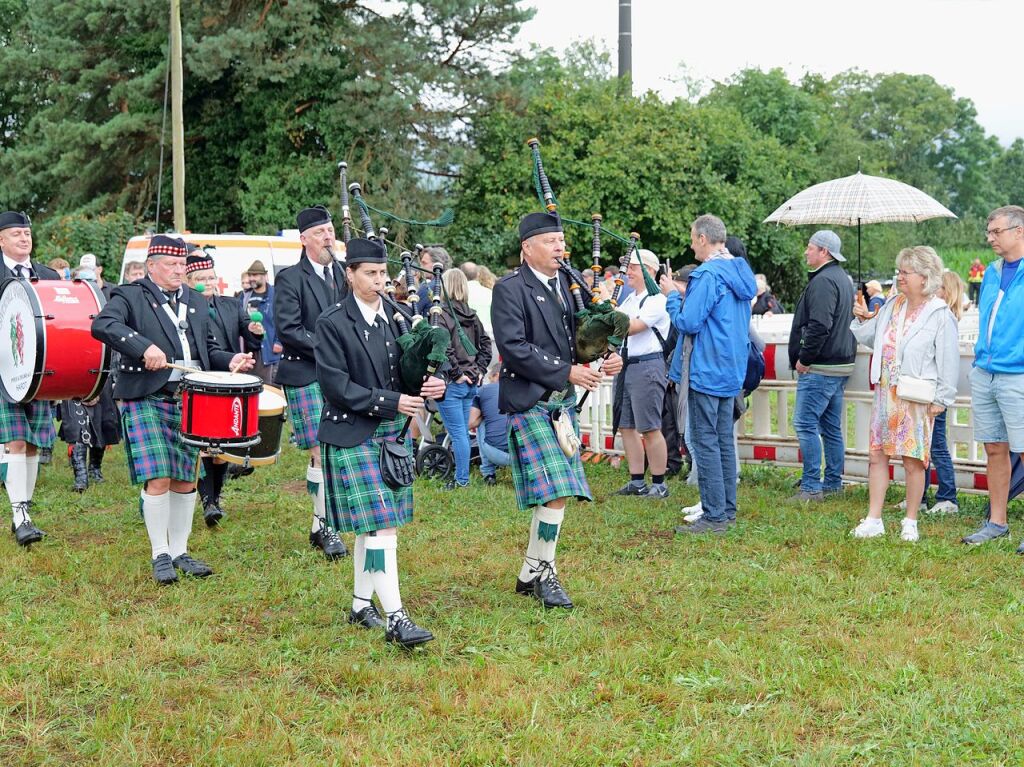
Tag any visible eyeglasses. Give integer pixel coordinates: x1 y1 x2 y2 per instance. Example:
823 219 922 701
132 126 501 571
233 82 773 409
895 269 919 277
986 225 1022 237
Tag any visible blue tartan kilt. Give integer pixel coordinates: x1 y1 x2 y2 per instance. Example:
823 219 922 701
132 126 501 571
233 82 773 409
119 398 200 485
321 417 413 534
0 399 56 448
508 398 591 511
284 381 323 450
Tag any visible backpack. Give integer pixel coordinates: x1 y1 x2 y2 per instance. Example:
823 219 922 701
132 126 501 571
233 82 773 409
742 341 765 396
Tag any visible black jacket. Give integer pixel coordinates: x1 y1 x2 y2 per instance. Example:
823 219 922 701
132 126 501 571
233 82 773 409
273 255 349 387
491 267 577 413
91 278 236 400
315 292 408 448
207 293 262 356
438 300 492 383
788 260 857 368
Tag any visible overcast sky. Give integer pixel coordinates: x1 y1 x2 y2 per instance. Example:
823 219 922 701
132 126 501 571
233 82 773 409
516 0 1021 146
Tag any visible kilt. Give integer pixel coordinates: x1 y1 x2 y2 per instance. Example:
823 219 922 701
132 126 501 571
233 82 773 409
0 400 56 449
321 416 413 535
508 398 591 511
284 381 324 450
119 398 200 485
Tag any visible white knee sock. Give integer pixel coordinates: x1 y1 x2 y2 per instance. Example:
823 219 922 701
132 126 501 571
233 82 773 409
167 490 197 559
365 535 402 616
532 501 565 581
25 454 39 499
142 491 171 559
6 453 30 525
352 534 375 612
518 511 542 582
307 465 325 532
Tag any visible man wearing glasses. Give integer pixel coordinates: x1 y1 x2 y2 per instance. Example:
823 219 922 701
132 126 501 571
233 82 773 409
963 206 1024 546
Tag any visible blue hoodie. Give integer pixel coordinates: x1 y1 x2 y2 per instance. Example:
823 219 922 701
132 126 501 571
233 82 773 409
670 255 757 397
975 258 1024 374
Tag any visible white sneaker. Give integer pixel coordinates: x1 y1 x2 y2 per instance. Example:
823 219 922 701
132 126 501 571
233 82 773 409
900 517 919 542
894 499 926 513
682 502 704 522
926 500 959 515
852 517 885 538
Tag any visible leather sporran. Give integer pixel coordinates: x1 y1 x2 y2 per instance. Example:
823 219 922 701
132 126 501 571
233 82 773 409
379 438 415 489
551 408 581 458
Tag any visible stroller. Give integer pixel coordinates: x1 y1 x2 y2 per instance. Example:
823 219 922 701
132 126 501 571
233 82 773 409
412 399 479 481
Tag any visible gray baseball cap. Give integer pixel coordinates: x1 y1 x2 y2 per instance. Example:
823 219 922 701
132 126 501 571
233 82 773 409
809 230 845 262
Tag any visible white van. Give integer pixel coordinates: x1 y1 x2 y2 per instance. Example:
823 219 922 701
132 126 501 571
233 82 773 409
118 232 309 293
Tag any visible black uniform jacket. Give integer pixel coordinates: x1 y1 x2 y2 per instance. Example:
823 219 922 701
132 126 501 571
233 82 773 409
273 255 349 387
0 260 60 282
91 278 235 400
314 292 418 449
490 266 577 414
206 292 262 356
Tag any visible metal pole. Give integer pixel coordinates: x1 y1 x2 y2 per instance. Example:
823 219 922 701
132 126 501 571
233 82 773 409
170 0 186 232
618 0 632 95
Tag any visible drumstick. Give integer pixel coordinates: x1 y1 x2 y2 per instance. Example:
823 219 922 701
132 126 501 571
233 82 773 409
229 356 248 375
165 362 202 374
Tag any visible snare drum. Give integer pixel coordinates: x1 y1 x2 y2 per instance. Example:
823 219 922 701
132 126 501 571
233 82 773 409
0 278 110 403
221 386 287 467
180 372 262 449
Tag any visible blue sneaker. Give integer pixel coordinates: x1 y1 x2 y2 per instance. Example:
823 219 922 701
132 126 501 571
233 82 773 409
962 522 1009 545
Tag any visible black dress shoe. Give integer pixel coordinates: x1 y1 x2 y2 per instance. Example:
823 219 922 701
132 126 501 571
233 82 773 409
349 604 385 629
172 553 213 577
152 553 178 585
88 466 105 483
12 520 45 546
203 502 225 528
310 527 349 559
483 474 497 486
515 576 537 596
533 572 573 610
385 610 434 648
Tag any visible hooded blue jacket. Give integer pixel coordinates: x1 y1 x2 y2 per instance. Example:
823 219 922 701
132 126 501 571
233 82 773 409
670 255 757 397
975 258 1024 374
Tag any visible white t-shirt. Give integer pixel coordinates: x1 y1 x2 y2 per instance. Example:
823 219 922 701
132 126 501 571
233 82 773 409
620 291 670 357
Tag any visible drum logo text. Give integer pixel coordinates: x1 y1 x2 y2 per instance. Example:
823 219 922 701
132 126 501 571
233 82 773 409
9 313 24 365
231 397 242 437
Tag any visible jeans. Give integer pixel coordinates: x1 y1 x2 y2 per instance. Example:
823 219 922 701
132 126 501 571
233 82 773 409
477 421 511 477
922 409 957 505
688 389 737 522
436 382 477 486
793 373 848 493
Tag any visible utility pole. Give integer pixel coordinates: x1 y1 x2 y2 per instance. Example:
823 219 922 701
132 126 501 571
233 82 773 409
170 0 186 232
618 0 632 96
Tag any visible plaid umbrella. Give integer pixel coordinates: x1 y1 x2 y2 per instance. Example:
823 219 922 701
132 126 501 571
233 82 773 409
763 171 957 280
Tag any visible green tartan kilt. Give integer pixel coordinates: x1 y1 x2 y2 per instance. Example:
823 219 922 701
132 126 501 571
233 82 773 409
0 399 56 448
507 399 591 511
321 416 413 534
284 381 323 450
119 398 201 485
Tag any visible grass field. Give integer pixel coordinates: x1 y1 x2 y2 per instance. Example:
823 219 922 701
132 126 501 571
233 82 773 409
3 443 1024 766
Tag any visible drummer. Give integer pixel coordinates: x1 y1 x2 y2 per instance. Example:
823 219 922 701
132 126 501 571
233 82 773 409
315 237 445 647
183 246 263 527
92 235 254 584
0 211 61 546
274 205 349 560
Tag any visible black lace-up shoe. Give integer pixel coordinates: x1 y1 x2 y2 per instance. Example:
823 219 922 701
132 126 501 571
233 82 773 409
531 562 573 609
310 526 348 560
349 603 385 629
385 610 434 648
12 520 45 546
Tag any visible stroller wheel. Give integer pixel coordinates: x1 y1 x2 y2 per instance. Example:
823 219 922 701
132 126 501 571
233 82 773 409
416 443 454 480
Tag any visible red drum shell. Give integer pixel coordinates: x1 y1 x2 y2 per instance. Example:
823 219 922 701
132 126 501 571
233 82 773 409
180 372 262 448
0 278 110 404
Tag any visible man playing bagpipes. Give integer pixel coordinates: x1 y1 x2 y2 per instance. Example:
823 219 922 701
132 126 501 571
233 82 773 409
315 238 446 647
274 205 350 560
491 212 623 609
91 236 255 584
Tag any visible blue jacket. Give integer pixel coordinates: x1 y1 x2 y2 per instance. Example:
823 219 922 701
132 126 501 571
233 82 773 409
975 258 1024 374
673 255 757 397
239 285 281 365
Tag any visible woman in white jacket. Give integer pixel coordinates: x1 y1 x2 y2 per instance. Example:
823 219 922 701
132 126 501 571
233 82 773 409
849 246 959 541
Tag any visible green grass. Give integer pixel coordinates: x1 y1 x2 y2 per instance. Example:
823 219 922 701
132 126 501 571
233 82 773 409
4 447 1024 766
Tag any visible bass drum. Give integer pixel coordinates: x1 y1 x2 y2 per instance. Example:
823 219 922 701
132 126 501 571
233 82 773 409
221 386 287 467
0 278 110 403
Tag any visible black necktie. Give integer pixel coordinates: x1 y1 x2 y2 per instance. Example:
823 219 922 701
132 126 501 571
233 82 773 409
324 265 336 303
547 277 566 313
14 264 28 281
164 290 178 312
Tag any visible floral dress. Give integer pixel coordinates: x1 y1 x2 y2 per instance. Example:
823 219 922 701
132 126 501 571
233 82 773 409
869 300 933 463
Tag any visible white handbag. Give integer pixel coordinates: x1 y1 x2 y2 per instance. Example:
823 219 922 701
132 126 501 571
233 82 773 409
552 408 581 458
893 301 937 405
